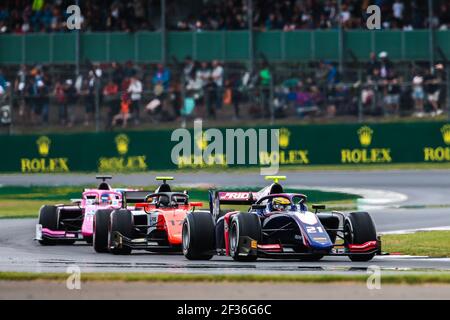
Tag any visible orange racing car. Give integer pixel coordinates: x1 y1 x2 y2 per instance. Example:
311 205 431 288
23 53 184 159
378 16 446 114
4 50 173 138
93 177 205 254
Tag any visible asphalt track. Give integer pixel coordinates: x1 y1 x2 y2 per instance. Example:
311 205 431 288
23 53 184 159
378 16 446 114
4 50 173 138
0 170 449 275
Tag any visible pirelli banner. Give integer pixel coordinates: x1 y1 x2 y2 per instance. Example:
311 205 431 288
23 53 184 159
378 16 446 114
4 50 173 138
0 121 449 173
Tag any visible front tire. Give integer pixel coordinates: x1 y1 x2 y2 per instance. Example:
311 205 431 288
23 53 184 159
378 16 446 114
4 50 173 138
345 212 377 262
38 205 59 245
109 210 133 255
93 209 112 253
229 213 261 262
183 211 215 260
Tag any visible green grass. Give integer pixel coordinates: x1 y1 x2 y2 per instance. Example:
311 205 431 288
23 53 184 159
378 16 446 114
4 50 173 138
0 200 47 219
173 162 450 173
0 185 358 218
1 272 450 285
383 231 450 258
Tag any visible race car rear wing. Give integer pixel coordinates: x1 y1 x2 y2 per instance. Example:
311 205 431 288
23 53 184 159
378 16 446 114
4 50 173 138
121 191 153 207
209 190 257 218
215 191 257 205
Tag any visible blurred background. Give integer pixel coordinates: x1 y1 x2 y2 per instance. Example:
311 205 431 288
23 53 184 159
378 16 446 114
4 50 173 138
0 0 449 134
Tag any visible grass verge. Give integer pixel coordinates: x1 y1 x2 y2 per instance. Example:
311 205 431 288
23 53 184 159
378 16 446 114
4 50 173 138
183 162 450 173
0 200 47 219
0 185 358 219
382 231 450 258
1 272 450 285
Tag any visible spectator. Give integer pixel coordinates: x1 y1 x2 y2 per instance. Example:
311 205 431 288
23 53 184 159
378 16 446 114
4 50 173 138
435 63 447 110
111 62 125 87
54 79 67 125
112 93 131 128
211 60 224 110
0 69 6 91
152 63 171 118
25 77 37 124
195 62 213 117
384 74 401 115
296 82 312 108
412 75 425 117
326 62 338 85
378 52 394 79
103 79 119 129
366 52 380 77
424 68 444 116
128 73 143 124
152 63 170 91
392 0 405 27
64 79 78 127
83 71 97 126
439 3 450 29
1 0 449 34
259 63 272 118
37 78 50 124
229 72 243 120
183 56 196 85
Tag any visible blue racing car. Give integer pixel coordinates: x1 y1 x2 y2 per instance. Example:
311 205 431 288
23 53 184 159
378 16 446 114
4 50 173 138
182 176 381 262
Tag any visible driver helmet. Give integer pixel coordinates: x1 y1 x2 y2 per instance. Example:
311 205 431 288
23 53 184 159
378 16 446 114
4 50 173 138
158 195 170 208
100 193 112 205
272 197 291 212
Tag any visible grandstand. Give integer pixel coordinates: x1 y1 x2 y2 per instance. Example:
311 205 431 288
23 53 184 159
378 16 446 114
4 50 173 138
0 0 449 134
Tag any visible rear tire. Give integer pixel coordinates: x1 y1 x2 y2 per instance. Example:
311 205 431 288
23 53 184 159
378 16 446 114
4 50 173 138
38 205 59 245
93 209 112 253
183 211 215 260
109 210 133 255
345 212 377 262
229 213 261 262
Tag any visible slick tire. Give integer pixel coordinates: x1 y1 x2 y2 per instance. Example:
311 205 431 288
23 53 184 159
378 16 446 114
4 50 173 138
38 205 59 246
93 209 112 253
183 211 215 260
109 210 133 255
345 212 377 262
229 213 261 262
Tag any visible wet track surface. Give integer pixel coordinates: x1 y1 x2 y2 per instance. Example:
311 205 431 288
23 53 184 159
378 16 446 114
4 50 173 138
1 218 450 274
0 170 449 274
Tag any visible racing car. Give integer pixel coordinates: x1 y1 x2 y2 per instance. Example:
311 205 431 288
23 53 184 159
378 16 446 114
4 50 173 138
182 176 381 262
36 176 133 245
93 177 205 255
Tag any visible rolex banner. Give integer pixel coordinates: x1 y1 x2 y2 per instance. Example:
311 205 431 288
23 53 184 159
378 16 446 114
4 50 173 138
0 121 449 173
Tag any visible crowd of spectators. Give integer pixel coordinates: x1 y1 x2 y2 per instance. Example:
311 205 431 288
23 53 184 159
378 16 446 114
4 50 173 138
0 51 447 129
1 0 450 34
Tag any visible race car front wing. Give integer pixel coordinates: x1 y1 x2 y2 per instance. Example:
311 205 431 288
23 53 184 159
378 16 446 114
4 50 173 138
110 231 180 251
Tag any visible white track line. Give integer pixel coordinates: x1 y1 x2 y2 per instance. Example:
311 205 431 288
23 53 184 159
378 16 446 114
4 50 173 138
380 226 450 235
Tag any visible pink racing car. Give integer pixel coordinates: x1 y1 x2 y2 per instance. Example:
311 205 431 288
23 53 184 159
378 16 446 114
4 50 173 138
35 176 135 245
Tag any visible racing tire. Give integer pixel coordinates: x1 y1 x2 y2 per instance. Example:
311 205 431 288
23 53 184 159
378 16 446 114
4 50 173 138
229 213 261 262
109 210 133 255
345 212 377 262
183 211 215 260
93 209 112 253
38 205 59 245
